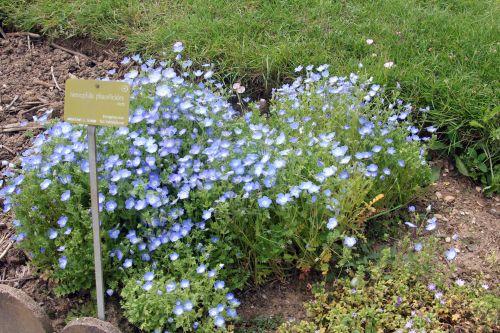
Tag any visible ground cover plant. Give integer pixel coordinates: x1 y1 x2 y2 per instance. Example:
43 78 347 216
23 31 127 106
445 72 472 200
279 237 500 332
1 0 498 191
1 45 433 331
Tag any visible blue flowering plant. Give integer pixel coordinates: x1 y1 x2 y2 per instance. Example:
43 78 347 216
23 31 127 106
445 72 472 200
0 43 432 331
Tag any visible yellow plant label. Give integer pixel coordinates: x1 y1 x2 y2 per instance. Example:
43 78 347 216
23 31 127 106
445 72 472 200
64 79 130 127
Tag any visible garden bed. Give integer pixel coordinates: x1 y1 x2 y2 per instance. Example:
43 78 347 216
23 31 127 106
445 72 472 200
0 33 498 332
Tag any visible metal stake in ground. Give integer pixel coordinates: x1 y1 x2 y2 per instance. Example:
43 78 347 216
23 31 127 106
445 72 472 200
64 79 130 321
87 125 105 320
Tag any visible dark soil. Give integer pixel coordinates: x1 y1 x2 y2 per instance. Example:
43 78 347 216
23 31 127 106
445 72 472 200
427 160 499 284
0 33 136 332
237 277 312 329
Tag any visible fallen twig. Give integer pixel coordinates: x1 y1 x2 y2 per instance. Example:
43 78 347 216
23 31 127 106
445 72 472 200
37 97 49 104
0 276 35 283
0 125 43 133
1 122 26 129
33 78 53 89
50 42 90 60
20 104 48 116
0 242 13 261
0 145 16 155
51 66 62 91
23 101 43 105
4 95 19 111
6 32 40 38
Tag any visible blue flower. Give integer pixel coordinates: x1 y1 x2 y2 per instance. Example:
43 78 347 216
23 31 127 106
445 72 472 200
214 316 225 327
445 247 457 261
426 126 437 133
257 196 272 208
156 85 172 97
276 193 291 206
227 308 237 318
173 304 184 316
143 271 155 281
183 300 194 311
327 217 338 230
196 264 207 274
404 221 417 228
214 280 225 290
60 190 71 202
343 236 357 248
339 170 349 180
180 279 190 288
426 217 437 231
48 228 58 240
123 259 133 268
414 243 423 252
58 256 67 269
105 200 117 212
166 282 176 293
40 179 51 190
57 216 68 228
202 209 213 220
142 281 153 291
172 42 184 53
109 229 120 239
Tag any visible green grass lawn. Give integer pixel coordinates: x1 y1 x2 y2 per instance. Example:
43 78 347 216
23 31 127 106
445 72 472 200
1 0 499 190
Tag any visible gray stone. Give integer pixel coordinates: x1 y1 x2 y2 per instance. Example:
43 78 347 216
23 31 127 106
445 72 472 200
0 284 53 333
61 317 122 333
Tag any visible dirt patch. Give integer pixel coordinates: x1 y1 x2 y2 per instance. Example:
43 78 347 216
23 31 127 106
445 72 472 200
0 33 135 332
0 34 120 165
237 276 313 331
426 160 499 284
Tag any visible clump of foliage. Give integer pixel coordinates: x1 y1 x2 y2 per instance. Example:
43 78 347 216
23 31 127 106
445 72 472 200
279 239 500 333
1 45 431 331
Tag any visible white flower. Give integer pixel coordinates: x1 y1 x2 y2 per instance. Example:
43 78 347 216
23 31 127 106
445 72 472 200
366 39 374 45
384 61 394 69
343 236 357 248
232 82 246 94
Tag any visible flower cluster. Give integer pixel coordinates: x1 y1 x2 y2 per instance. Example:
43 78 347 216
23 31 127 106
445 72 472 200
0 43 432 331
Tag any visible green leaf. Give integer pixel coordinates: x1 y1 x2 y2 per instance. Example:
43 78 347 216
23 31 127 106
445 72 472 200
478 163 488 173
430 166 441 182
477 153 487 162
455 156 470 177
469 120 484 129
467 148 477 159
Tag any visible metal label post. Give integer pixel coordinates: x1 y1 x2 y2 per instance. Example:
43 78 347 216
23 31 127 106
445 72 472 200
65 79 129 321
87 125 105 320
